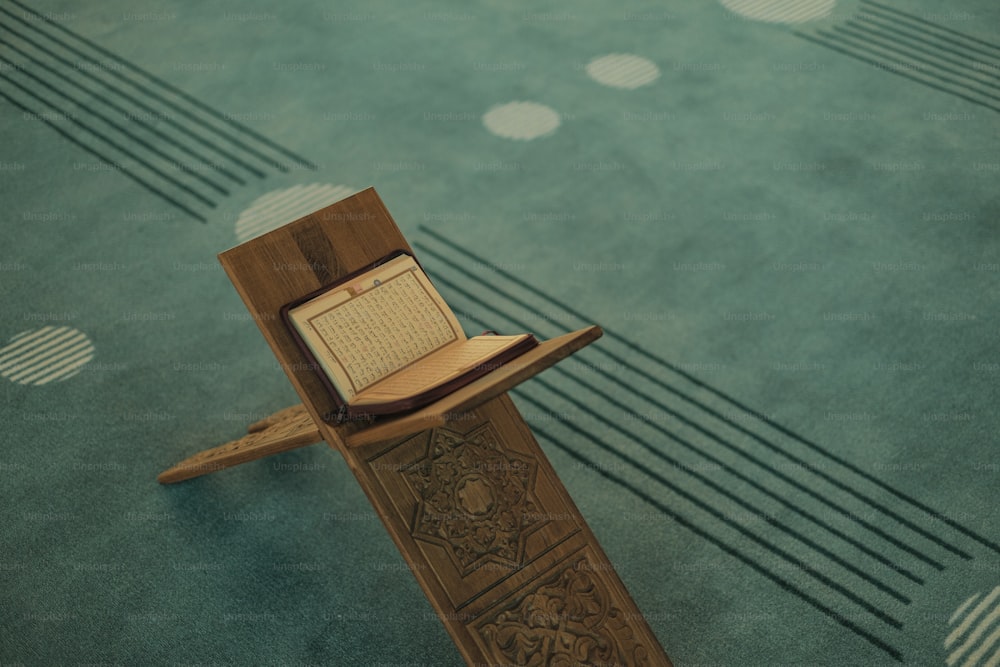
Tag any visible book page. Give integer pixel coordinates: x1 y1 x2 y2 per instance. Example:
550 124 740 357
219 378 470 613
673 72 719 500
286 254 464 399
351 334 531 405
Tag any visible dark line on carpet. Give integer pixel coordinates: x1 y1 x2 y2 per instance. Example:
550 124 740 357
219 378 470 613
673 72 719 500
854 15 1000 82
422 251 933 581
0 7 274 175
0 54 225 201
534 374 912 604
832 23 1000 100
507 392 904 627
545 370 925 583
797 30 1000 116
0 15 269 178
525 417 904 661
1 72 215 210
860 0 1000 54
417 227 1000 557
0 90 206 222
418 227 1000 553
451 286 908 628
415 236 961 566
6 0 315 170
0 35 244 188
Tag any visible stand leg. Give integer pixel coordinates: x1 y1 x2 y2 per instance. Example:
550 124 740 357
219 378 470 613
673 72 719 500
157 405 321 484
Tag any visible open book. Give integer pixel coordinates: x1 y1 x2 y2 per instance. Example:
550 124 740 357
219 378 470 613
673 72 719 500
281 251 538 421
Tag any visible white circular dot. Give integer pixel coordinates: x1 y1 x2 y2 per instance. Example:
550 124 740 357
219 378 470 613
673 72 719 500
586 54 660 90
235 183 356 242
946 588 1000 665
720 0 835 24
0 326 95 385
482 101 560 140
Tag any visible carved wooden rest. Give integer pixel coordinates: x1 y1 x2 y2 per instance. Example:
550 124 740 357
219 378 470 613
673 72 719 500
158 187 672 666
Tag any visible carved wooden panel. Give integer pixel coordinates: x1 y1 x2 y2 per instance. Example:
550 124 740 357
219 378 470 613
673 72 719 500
363 401 581 610
353 395 671 665
472 546 657 666
405 422 545 575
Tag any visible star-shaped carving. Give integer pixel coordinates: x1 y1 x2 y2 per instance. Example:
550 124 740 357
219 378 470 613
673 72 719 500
406 422 543 575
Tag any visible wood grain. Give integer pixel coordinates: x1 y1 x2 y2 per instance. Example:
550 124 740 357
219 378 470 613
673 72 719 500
358 396 671 664
157 405 320 484
202 187 671 665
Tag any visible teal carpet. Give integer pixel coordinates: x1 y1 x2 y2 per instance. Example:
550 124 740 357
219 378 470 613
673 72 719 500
2 0 999 664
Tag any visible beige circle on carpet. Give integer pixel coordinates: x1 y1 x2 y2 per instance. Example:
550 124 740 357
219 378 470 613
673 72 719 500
0 326 95 385
945 587 1000 666
482 101 560 140
720 0 836 24
585 53 660 90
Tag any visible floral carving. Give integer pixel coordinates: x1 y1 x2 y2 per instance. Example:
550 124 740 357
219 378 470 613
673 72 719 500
478 559 650 666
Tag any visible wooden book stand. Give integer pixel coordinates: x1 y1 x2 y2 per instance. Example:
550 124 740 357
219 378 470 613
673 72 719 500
158 187 672 666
